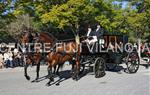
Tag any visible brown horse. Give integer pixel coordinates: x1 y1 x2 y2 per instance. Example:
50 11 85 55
35 32 60 75
21 31 61 82
42 40 80 85
37 33 81 85
21 32 42 82
46 51 74 76
21 31 81 84
36 32 79 75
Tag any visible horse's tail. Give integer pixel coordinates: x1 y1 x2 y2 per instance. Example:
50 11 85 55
58 56 65 70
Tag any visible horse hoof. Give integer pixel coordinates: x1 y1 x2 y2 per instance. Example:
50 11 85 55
46 83 51 86
25 75 30 80
75 77 79 81
56 83 60 86
72 76 75 80
31 80 35 83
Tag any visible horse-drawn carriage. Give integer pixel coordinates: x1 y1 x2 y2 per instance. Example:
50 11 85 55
80 34 140 78
21 30 140 85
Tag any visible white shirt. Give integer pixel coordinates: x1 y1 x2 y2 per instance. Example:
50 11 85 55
85 28 98 44
87 28 92 36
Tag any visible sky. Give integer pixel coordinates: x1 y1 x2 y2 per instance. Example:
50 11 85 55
113 1 129 9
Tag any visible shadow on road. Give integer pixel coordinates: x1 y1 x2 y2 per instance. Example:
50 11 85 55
106 65 124 74
50 70 72 86
32 70 72 86
33 69 90 86
32 63 145 86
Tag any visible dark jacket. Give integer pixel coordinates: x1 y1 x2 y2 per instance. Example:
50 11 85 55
89 28 104 39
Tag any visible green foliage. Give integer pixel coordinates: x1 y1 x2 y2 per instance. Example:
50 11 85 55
127 0 150 42
41 0 98 34
6 14 41 39
0 0 150 42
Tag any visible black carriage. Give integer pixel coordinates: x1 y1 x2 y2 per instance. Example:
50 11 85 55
80 34 140 78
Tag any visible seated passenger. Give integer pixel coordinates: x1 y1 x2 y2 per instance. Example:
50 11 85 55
83 25 104 44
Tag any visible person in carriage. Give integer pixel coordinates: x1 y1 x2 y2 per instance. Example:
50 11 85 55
82 24 104 53
83 24 104 44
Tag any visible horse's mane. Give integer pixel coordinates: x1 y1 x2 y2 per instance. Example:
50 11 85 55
40 32 57 42
40 32 88 43
42 32 56 39
40 32 76 42
43 32 56 39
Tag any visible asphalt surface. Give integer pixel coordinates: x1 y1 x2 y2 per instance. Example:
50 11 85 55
0 62 149 95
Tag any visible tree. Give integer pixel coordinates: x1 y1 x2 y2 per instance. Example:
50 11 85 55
3 0 149 44
41 0 98 36
126 0 150 58
6 14 39 41
12 0 70 35
0 0 16 42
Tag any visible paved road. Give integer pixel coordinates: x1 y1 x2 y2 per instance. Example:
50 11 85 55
0 63 149 95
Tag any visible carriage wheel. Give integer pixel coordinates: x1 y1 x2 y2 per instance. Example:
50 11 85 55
94 57 106 78
126 52 140 73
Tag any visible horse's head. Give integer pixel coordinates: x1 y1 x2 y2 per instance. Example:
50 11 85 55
20 32 39 53
21 32 40 44
21 32 34 44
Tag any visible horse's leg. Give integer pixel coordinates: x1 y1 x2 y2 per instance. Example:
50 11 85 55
71 60 79 80
71 61 74 70
71 59 80 80
47 66 54 86
31 61 40 82
71 61 76 80
46 61 55 86
75 60 80 81
36 62 40 80
56 64 60 75
53 65 56 74
24 63 30 80
53 64 60 75
24 56 33 81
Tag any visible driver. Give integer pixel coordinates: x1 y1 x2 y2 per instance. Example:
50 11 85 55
84 24 104 44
